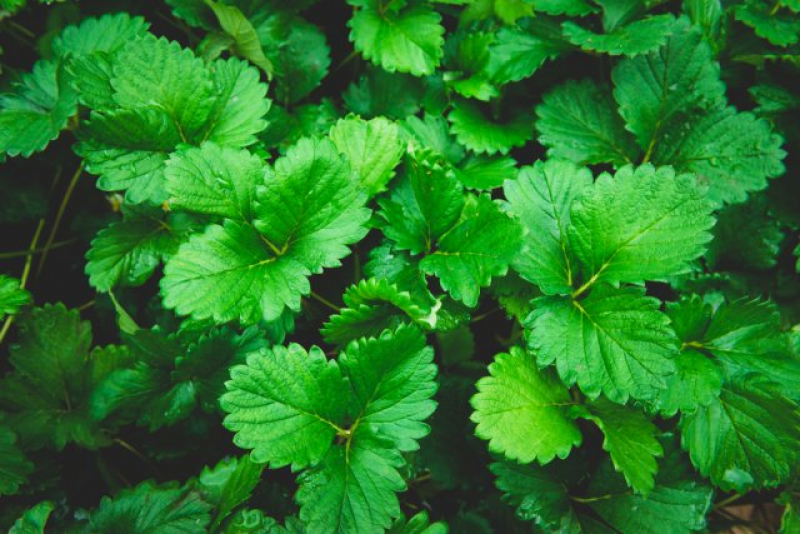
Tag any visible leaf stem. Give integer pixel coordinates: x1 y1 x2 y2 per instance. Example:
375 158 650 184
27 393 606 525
310 291 341 312
472 307 501 323
714 493 744 510
0 238 77 260
36 162 84 277
0 219 46 346
571 272 599 299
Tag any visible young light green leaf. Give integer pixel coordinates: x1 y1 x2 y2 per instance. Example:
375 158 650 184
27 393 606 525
535 79 639 166
348 1 445 76
205 0 274 75
329 115 405 197
504 159 592 295
222 344 350 469
9 501 54 534
197 456 265 529
680 375 800 491
527 285 678 404
419 195 523 307
471 347 582 464
569 165 714 288
0 275 31 319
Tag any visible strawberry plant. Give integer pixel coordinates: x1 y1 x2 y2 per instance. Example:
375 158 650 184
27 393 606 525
0 0 799 532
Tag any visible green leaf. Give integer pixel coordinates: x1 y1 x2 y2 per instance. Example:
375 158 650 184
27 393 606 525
349 1 445 76
344 67 424 120
224 326 437 533
491 459 579 531
8 501 54 534
0 425 32 495
111 35 215 142
535 79 639 165
364 243 437 310
585 456 713 534
165 143 264 220
378 148 464 255
563 14 676 57
296 426 405 534
690 298 800 399
527 285 678 404
322 278 435 345
0 275 31 319
706 195 783 270
504 159 592 295
86 206 196 292
205 0 274 74
329 115 405 197
651 106 786 205
222 343 350 469
89 481 212 534
77 107 182 205
0 60 78 158
577 398 663 494
91 327 263 430
196 455 265 529
612 17 725 152
536 0 595 15
735 0 800 47
51 12 150 58
680 375 800 491
389 511 447 534
569 165 714 288
471 347 582 464
262 16 331 105
493 447 713 533
444 32 498 101
448 99 534 155
204 57 271 148
402 114 465 164
454 154 516 190
162 138 370 324
339 325 437 451
655 349 723 416
0 304 105 450
419 195 523 307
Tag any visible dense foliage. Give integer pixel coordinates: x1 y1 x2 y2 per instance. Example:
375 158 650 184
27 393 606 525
0 0 799 532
